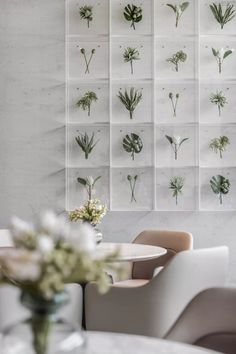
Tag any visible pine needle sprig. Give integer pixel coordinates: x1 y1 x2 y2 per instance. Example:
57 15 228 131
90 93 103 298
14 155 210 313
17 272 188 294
209 135 230 159
117 87 142 120
79 5 93 28
169 176 185 205
209 91 227 116
77 91 98 116
123 47 140 74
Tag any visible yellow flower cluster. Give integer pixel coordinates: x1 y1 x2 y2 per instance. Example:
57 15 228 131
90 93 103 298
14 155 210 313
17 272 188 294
69 199 107 226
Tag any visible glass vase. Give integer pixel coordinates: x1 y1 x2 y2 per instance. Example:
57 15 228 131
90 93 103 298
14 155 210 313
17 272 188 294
2 290 85 354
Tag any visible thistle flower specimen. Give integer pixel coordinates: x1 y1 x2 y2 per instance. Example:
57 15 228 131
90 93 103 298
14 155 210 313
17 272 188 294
169 176 185 205
80 48 95 74
210 174 230 204
123 4 142 30
79 5 93 28
166 50 187 72
123 47 140 74
168 92 180 117
166 2 189 27
75 132 99 159
117 87 142 120
77 91 98 116
210 91 227 116
77 175 101 200
123 133 143 160
127 174 138 202
210 2 235 29
211 47 234 74
209 135 230 159
165 135 189 160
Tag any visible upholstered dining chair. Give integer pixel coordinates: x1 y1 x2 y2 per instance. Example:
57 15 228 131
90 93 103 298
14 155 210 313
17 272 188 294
165 287 236 354
85 246 229 338
0 284 83 331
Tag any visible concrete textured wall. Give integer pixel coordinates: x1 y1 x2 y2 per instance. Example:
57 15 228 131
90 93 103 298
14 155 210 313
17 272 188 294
0 0 236 282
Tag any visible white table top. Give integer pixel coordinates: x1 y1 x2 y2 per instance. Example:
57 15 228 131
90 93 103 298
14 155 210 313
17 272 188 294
96 242 167 262
82 332 221 354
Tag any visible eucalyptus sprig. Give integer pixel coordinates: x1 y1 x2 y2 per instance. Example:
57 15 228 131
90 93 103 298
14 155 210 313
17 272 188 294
123 47 140 74
210 2 236 29
77 175 101 200
117 87 142 120
166 50 187 72
169 176 185 205
168 92 180 117
210 91 227 116
127 175 138 202
165 135 189 160
209 135 230 159
123 4 142 30
75 132 99 159
166 2 189 27
80 48 95 74
79 5 93 28
77 91 98 116
211 47 234 74
123 133 143 160
210 174 230 204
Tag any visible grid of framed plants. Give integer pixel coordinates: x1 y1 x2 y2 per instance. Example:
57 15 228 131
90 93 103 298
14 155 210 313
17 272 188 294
66 0 236 211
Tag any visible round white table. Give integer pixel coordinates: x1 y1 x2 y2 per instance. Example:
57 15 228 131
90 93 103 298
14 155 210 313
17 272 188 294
95 242 167 262
81 332 221 354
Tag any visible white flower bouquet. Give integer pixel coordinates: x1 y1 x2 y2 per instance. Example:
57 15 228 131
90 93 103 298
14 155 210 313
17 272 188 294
69 199 107 226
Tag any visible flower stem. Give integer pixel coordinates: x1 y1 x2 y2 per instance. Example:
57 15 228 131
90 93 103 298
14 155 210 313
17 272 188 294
175 63 178 72
218 104 221 117
85 52 94 74
130 60 134 75
176 194 178 205
219 193 223 204
219 61 222 74
31 314 51 354
82 53 89 74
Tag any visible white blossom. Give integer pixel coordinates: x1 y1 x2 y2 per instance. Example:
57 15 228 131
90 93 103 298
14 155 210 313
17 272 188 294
10 216 34 240
37 235 54 255
67 223 96 253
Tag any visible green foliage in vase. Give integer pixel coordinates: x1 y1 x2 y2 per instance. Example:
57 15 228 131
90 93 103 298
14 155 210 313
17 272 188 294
123 4 143 30
165 135 189 160
117 87 142 119
166 50 187 72
123 47 140 74
80 48 95 74
209 2 235 29
123 133 143 160
168 92 180 117
77 175 101 200
211 47 234 74
76 91 98 116
75 132 99 159
210 175 230 204
127 174 138 202
166 2 189 27
209 135 230 159
169 176 185 205
209 91 227 116
79 5 93 28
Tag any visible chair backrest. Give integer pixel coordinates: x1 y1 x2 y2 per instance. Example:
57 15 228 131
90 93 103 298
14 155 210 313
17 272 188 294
132 230 193 279
166 287 236 354
145 246 229 338
0 284 83 331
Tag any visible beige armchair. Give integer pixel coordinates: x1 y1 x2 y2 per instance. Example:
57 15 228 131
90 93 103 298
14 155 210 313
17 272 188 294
85 247 229 338
166 287 236 354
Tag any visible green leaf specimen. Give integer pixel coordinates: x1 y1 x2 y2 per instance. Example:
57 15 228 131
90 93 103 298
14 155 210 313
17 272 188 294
79 5 93 28
169 176 185 205
209 2 235 29
80 48 95 74
117 87 142 120
123 47 140 74
210 174 230 204
123 133 143 160
127 174 138 202
75 132 99 159
166 50 187 72
77 91 98 116
77 175 101 200
169 92 180 117
210 91 227 116
211 47 234 74
165 135 189 160
166 2 189 27
123 4 143 30
209 135 230 159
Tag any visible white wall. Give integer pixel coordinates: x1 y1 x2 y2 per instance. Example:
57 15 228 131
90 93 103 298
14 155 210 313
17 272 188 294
0 0 236 282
